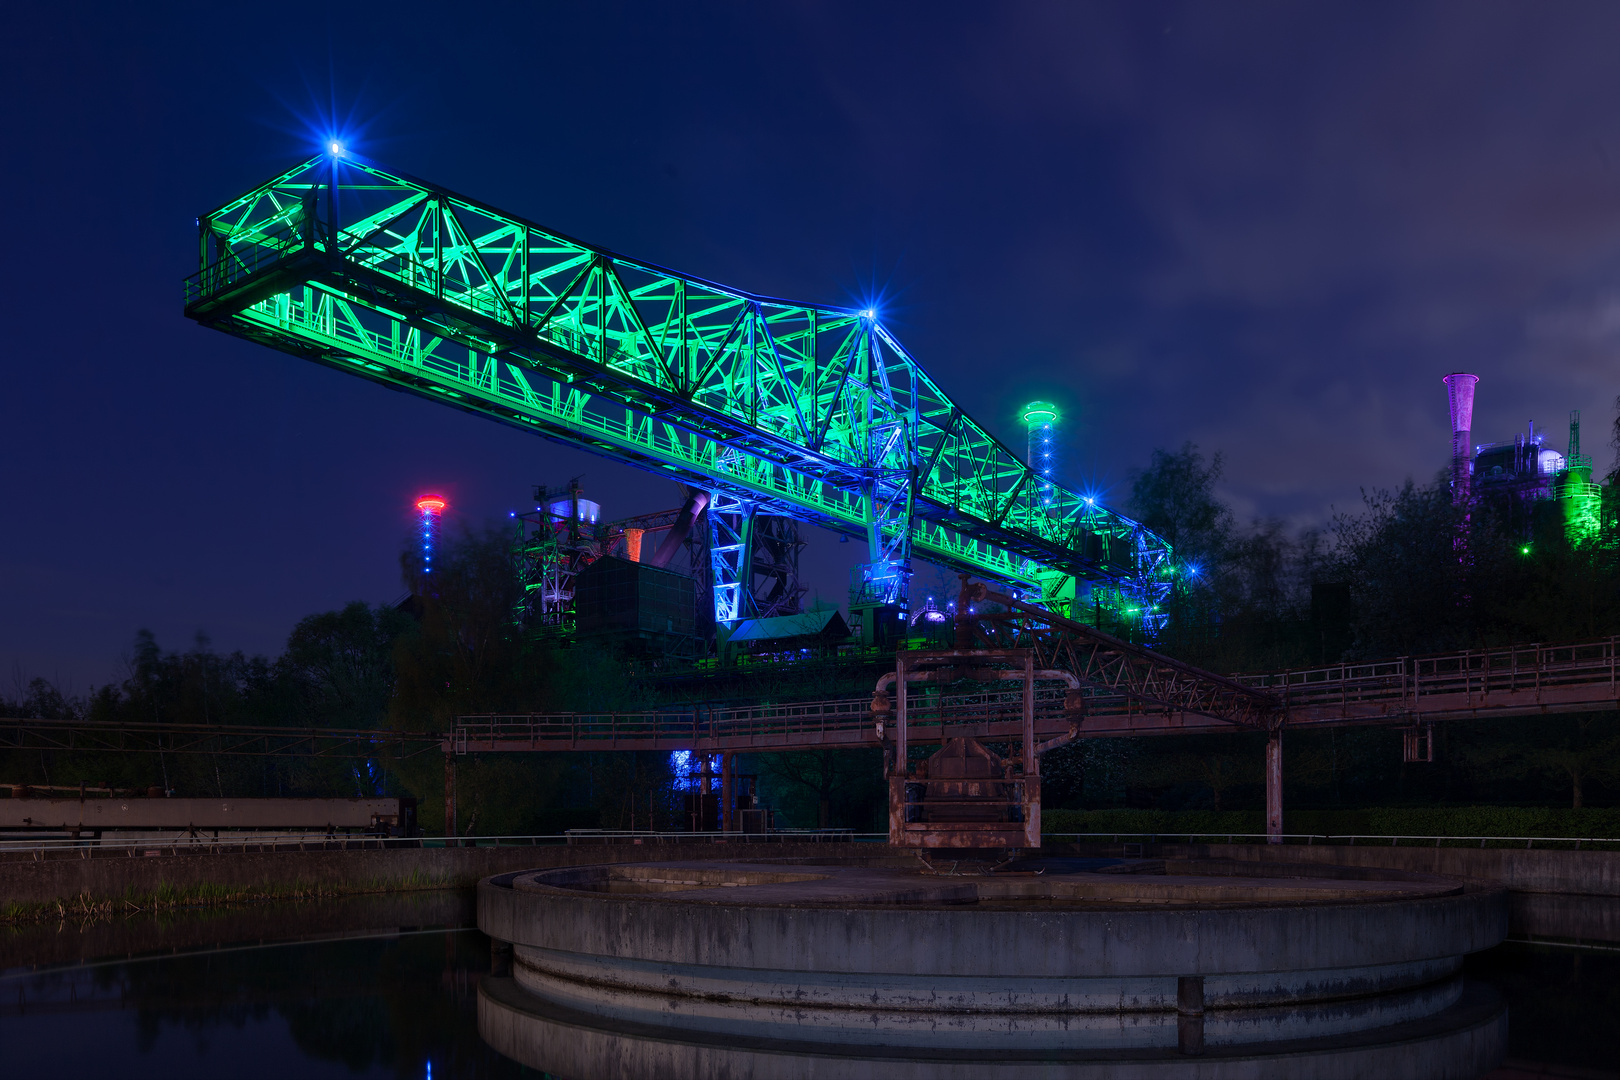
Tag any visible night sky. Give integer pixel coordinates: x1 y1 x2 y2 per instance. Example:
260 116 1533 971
7 3 1620 688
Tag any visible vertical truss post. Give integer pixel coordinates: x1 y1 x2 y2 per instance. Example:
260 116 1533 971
1122 526 1173 642
749 516 808 618
709 491 756 627
851 472 914 647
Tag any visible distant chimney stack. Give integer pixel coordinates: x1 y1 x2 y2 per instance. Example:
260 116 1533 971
1443 373 1478 504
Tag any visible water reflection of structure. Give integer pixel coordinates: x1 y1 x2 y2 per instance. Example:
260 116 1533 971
477 856 1509 1078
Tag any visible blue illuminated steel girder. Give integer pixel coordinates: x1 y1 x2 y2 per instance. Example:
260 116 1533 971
182 151 1172 619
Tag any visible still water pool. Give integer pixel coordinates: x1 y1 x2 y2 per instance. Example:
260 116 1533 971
0 893 1614 1079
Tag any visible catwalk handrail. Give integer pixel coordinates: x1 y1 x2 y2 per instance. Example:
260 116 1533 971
1230 636 1620 711
0 716 443 758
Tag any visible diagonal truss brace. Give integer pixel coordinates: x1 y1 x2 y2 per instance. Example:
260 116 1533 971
958 582 1280 729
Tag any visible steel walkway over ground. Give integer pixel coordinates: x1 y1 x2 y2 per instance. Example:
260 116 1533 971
451 636 1620 752
9 634 1615 758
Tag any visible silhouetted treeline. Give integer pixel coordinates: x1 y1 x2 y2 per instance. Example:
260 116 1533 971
8 452 1618 823
1128 442 1620 670
1035 442 1620 813
0 527 612 833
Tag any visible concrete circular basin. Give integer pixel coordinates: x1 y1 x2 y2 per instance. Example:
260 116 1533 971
477 855 1508 1077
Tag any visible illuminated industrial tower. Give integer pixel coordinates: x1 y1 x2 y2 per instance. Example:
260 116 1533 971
1022 402 1059 509
1559 410 1601 544
415 494 447 585
1443 373 1478 505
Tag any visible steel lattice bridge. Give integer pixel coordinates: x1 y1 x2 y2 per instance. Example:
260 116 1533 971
9 635 1619 756
182 149 1172 622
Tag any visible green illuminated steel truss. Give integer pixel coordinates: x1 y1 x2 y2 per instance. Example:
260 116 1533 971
183 152 1171 609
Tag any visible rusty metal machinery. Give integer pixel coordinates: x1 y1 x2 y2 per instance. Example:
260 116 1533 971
872 580 1283 849
873 649 1087 849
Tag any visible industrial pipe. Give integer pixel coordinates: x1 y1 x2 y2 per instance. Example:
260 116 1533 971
645 490 709 568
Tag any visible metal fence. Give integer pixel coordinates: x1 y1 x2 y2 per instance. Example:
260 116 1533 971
1233 636 1620 718
1045 832 1620 850
0 828 887 859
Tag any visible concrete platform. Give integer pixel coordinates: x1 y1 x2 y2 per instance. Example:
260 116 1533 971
477 854 1509 1072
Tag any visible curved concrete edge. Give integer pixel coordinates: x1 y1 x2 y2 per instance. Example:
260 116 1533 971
478 976 1507 1080
512 944 1463 1015
511 954 1467 1050
477 870 1509 977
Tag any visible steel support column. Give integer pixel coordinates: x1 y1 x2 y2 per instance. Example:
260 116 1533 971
444 751 458 846
1265 728 1283 844
721 751 734 833
708 491 756 627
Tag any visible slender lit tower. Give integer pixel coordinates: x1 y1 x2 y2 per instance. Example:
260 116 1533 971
1021 402 1059 509
1442 374 1478 505
415 494 447 585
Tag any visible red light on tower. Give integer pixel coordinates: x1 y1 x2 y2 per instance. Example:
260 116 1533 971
415 494 447 584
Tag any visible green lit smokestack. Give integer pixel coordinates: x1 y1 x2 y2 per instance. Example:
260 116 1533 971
1560 409 1601 544
1021 401 1059 509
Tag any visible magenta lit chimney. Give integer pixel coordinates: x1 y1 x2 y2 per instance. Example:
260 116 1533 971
1443 373 1478 504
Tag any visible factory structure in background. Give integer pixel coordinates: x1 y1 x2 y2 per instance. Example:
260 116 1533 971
1443 373 1606 545
495 397 1168 664
506 479 835 662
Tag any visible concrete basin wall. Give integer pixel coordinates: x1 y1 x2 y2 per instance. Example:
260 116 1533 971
477 857 1510 1067
478 974 1509 1080
480 872 1507 981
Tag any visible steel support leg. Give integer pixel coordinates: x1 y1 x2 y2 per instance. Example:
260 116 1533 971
444 751 458 847
721 752 733 834
708 492 755 627
1265 728 1283 844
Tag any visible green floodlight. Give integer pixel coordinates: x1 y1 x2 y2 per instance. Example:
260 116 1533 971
1520 545 1531 555
1021 401 1059 425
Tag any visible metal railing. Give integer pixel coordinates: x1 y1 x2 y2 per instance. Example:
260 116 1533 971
0 829 886 858
456 689 1080 751
1233 637 1620 719
183 225 309 306
1044 832 1329 846
1044 832 1620 850
1321 833 1620 850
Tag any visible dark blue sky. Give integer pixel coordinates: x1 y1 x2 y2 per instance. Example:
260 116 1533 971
7 2 1620 688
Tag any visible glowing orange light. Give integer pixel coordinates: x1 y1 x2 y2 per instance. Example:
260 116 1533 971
416 495 447 514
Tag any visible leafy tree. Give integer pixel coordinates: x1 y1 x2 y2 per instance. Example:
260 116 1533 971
278 602 415 729
757 748 883 829
1127 442 1232 565
389 525 555 731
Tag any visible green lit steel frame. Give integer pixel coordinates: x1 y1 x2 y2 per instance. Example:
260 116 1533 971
182 151 1173 620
